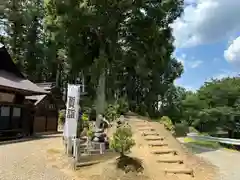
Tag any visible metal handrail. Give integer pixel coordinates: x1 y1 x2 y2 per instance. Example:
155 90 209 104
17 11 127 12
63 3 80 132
187 133 240 145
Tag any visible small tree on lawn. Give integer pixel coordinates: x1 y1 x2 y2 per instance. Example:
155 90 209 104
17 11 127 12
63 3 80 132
110 126 135 157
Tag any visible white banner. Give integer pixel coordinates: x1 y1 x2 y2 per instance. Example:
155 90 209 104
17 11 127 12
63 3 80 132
63 84 80 138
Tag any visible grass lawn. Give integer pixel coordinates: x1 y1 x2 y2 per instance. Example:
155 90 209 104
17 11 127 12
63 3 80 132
184 137 221 149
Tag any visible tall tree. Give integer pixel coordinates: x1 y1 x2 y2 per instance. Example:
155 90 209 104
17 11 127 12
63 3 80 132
24 0 45 81
4 0 27 70
42 0 184 118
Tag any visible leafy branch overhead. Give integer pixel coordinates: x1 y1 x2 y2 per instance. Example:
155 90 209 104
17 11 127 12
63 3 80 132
2 0 184 117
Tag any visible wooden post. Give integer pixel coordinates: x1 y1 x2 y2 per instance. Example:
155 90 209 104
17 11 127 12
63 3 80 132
100 143 105 154
66 137 73 156
74 138 81 162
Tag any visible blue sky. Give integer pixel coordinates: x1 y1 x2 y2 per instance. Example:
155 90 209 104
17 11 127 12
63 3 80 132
172 0 240 91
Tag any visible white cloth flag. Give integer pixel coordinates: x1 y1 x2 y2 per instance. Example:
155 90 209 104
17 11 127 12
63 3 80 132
64 84 80 138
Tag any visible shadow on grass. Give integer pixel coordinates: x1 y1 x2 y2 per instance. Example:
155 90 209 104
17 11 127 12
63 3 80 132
182 137 240 154
183 142 219 154
220 143 240 151
0 132 62 146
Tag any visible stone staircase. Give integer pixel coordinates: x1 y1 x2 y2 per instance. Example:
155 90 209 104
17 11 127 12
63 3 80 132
135 121 194 178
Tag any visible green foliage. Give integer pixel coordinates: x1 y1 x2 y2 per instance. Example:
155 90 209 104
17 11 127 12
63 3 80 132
189 126 199 133
174 122 189 137
87 128 94 139
82 113 89 128
175 77 240 138
105 104 119 121
135 103 148 117
58 110 65 125
161 85 188 123
3 0 184 121
110 126 135 156
82 113 89 121
116 98 129 115
3 0 27 70
160 116 175 133
184 137 220 149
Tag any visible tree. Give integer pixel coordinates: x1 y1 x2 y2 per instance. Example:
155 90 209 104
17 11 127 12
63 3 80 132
198 77 240 135
24 0 45 81
181 92 208 126
178 76 240 137
46 0 184 118
4 0 27 70
161 85 187 123
3 0 185 121
110 126 135 157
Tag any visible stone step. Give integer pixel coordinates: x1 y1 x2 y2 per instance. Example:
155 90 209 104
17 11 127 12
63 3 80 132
79 144 87 148
157 158 183 164
145 137 165 141
148 143 168 147
75 160 101 168
87 149 102 155
142 132 159 136
151 149 178 155
136 124 151 127
138 128 155 132
164 168 194 177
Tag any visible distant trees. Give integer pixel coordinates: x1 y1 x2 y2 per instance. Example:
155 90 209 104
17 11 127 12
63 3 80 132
170 77 240 138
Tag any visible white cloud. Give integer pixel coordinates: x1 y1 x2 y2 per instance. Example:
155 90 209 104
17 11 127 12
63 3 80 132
188 60 203 68
224 36 240 67
175 53 202 70
171 0 240 48
184 0 197 5
0 43 3 48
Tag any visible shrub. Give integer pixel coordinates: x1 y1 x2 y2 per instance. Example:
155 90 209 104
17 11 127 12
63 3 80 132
89 107 97 121
82 113 88 121
82 113 89 128
160 116 175 133
189 126 199 133
105 104 119 121
87 128 94 139
110 126 135 157
135 103 148 116
175 122 189 137
116 98 129 115
58 110 65 125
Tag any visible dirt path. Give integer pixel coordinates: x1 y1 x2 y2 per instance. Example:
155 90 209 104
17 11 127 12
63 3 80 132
0 119 218 180
178 138 240 180
128 116 217 180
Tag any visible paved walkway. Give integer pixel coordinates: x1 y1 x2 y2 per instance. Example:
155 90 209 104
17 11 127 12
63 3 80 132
0 135 75 180
178 138 240 180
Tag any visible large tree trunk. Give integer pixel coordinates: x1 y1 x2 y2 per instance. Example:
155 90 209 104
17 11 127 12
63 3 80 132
95 70 106 128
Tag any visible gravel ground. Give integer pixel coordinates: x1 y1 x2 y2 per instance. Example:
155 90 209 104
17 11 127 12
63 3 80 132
178 138 240 180
0 135 74 180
